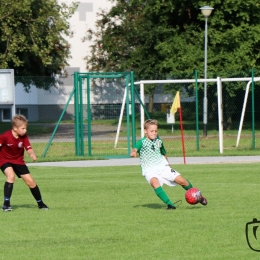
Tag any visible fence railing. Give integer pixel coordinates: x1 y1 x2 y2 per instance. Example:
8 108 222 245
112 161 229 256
0 71 259 160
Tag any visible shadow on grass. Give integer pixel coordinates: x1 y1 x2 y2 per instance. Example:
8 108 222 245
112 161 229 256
135 202 204 210
11 204 38 210
135 203 166 209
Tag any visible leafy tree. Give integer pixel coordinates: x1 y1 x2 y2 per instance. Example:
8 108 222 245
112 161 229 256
0 0 78 90
84 0 173 111
84 0 204 111
85 0 260 120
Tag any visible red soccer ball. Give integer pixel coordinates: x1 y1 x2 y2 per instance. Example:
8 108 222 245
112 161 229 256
185 188 202 205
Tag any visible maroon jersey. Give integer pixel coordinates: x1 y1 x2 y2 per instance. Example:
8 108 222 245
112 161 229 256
0 130 32 166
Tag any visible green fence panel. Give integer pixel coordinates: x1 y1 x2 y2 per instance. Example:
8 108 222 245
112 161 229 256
2 70 258 161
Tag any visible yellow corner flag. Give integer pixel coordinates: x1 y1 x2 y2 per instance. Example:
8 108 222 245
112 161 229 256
170 91 181 115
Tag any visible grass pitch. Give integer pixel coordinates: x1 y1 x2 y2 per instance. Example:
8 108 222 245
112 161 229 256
0 163 260 260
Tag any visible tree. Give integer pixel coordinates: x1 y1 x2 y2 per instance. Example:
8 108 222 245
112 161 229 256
85 0 260 118
0 0 78 82
84 0 174 111
84 0 206 111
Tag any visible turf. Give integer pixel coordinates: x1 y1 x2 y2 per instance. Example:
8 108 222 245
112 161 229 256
0 163 260 259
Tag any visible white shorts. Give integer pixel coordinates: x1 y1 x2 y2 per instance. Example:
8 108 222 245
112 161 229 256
144 165 180 187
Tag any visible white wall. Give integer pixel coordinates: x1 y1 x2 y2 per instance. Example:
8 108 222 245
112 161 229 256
61 0 113 72
15 84 70 105
16 1 114 105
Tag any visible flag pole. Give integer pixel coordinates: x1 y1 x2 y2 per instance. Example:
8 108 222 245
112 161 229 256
178 107 186 164
170 91 186 164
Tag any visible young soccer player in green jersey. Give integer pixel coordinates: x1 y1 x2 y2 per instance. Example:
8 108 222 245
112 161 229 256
130 119 207 210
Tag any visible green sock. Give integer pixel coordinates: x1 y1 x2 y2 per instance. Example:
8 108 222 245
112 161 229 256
154 186 174 206
182 180 193 190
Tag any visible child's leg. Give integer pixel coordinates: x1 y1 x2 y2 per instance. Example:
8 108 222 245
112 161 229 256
21 174 42 201
21 174 48 209
30 184 42 201
4 181 14 203
3 167 16 207
174 175 192 190
150 177 175 209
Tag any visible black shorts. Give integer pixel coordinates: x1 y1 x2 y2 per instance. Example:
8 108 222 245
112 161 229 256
1 163 30 178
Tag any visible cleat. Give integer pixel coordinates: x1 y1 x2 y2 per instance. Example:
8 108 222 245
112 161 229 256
166 204 176 210
199 196 207 206
38 202 49 210
2 205 12 212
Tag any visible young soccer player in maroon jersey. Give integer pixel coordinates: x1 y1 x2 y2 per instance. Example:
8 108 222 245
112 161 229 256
0 114 48 211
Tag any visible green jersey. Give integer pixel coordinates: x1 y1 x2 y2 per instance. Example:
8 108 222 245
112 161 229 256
134 136 168 175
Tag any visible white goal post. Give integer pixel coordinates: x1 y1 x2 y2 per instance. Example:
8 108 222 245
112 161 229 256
133 76 260 154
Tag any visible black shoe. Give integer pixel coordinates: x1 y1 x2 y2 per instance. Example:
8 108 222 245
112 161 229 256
199 196 207 206
2 204 12 212
167 204 176 210
38 202 49 210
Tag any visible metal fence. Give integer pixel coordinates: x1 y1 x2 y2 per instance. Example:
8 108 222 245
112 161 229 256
0 71 259 159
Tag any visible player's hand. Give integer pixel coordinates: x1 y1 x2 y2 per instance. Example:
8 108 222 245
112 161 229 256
30 153 37 161
130 150 137 157
28 149 37 161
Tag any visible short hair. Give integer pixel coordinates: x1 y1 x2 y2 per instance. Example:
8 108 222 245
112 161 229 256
12 114 28 127
144 119 158 129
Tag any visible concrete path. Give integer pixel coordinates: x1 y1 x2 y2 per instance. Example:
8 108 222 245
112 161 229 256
27 156 260 167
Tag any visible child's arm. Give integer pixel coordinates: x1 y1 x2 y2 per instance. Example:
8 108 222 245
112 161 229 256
130 148 138 157
131 139 142 157
27 149 37 162
164 155 169 164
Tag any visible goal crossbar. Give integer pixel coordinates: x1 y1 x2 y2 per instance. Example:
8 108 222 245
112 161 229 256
134 76 260 154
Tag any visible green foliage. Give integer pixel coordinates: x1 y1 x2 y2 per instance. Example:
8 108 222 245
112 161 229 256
85 0 260 111
1 164 260 259
84 0 173 107
0 0 78 83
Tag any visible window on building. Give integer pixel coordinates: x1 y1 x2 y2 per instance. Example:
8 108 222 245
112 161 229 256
2 109 11 122
16 108 28 118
